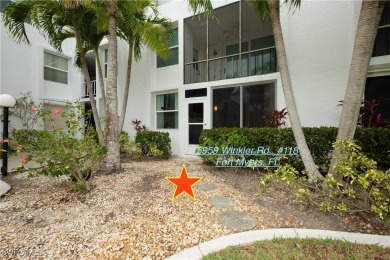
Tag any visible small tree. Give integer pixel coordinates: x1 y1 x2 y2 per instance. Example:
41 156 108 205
16 101 106 191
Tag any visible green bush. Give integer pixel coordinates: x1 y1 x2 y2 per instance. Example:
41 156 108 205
119 131 130 153
261 140 390 222
135 131 171 159
10 129 51 150
199 127 390 170
119 131 142 158
14 101 106 187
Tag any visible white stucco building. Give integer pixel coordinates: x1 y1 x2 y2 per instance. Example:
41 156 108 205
1 0 389 156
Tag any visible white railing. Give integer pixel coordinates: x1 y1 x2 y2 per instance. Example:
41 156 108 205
82 80 97 98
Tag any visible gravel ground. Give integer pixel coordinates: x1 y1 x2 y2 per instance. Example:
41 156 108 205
0 156 389 259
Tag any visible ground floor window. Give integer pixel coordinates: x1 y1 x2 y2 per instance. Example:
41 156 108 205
212 83 275 128
156 93 178 129
365 76 390 127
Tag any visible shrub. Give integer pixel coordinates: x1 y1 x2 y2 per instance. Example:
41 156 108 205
264 108 288 127
260 140 390 222
15 101 106 188
11 129 52 151
135 131 171 159
119 131 142 158
199 127 390 170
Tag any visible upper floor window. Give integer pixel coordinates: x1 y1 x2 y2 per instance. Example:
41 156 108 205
373 3 390 57
157 27 179 68
44 52 68 84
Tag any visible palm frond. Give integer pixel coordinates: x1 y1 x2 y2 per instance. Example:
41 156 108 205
187 0 215 19
1 0 35 44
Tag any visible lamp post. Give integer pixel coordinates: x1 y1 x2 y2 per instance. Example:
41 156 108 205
0 94 16 177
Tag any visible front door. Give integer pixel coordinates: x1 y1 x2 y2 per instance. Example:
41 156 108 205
186 99 207 154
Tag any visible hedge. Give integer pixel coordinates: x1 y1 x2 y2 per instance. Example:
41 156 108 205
135 131 171 159
198 127 390 171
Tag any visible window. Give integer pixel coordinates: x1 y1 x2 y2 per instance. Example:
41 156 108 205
365 76 390 127
156 93 178 129
44 52 68 84
104 49 108 78
213 84 275 128
373 3 390 57
157 28 179 68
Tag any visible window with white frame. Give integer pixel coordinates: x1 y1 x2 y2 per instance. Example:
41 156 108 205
157 27 179 68
156 93 178 129
104 49 108 78
44 52 68 84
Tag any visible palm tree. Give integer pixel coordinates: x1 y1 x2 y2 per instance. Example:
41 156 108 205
99 0 121 172
100 0 214 173
117 0 172 133
2 0 106 144
251 0 323 182
328 0 385 177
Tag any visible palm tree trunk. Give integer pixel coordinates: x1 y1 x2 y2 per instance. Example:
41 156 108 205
328 0 385 178
95 47 106 111
75 32 103 145
269 0 323 182
118 43 133 133
101 0 121 173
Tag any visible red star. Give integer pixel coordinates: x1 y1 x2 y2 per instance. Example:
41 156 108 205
166 165 202 200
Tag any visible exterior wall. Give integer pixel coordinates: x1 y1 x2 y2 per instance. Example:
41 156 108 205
0 16 82 130
281 0 361 127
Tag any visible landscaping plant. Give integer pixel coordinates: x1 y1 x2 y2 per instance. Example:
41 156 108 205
264 107 288 127
260 139 390 222
15 101 106 191
119 131 142 158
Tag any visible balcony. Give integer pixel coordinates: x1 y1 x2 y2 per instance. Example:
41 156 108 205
185 47 277 84
184 1 277 85
82 80 97 99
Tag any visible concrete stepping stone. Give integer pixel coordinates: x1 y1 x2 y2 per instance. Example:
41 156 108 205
197 183 216 192
208 196 234 208
176 163 190 167
0 180 11 196
218 210 257 231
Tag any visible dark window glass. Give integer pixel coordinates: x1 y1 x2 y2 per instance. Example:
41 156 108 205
185 88 207 98
157 112 178 129
243 84 275 127
44 67 68 84
189 125 203 144
212 87 240 127
188 103 203 123
364 76 390 127
157 28 179 68
373 4 390 56
373 27 390 57
0 0 12 11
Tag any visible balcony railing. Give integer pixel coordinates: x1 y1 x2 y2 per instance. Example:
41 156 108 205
184 47 277 84
82 80 97 98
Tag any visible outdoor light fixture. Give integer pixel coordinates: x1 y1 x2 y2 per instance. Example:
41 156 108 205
213 105 218 112
213 49 217 56
0 94 16 177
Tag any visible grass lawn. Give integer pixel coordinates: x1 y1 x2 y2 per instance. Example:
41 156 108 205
203 237 390 260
